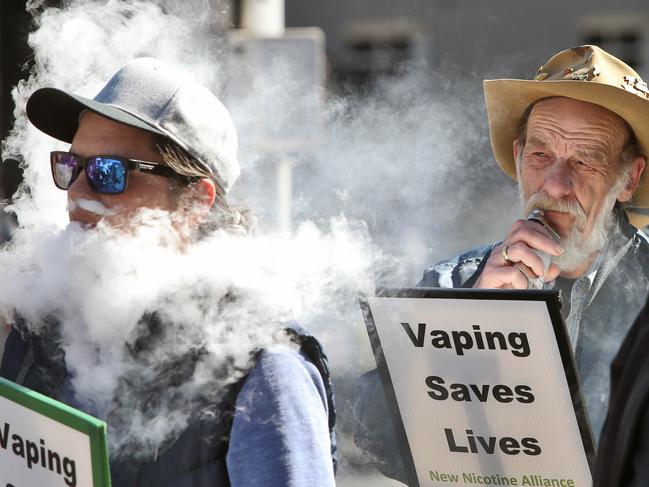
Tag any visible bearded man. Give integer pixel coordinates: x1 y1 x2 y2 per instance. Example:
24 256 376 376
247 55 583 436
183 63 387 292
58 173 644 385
355 45 649 482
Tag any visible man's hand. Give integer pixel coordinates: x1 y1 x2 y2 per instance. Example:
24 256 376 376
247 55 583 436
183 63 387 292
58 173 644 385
473 219 563 289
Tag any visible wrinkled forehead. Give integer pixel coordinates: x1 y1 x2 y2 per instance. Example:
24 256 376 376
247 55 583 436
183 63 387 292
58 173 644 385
525 97 631 155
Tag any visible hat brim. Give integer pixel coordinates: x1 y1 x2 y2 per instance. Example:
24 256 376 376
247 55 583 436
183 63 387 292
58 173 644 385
26 87 167 144
484 79 649 207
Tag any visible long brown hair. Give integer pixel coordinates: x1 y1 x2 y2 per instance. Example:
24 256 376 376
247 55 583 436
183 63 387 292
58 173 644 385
157 142 255 236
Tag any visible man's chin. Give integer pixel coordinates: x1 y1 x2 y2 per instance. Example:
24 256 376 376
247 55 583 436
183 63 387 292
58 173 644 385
554 258 584 275
67 221 98 232
553 232 607 276
542 210 575 237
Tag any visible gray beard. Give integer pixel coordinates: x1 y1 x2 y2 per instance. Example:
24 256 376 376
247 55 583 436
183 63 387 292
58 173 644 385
520 190 617 274
551 210 613 272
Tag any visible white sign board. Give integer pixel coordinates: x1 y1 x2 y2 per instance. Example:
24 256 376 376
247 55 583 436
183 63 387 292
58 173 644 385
361 289 594 487
0 377 110 487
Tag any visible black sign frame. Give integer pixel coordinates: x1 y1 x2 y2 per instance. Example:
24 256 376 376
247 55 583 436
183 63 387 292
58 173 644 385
359 287 596 487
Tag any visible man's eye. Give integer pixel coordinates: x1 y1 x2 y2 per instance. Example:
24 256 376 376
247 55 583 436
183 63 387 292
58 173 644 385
532 152 547 158
574 160 595 171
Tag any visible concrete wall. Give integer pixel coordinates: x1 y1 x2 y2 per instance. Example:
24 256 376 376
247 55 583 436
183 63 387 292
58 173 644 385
286 0 649 80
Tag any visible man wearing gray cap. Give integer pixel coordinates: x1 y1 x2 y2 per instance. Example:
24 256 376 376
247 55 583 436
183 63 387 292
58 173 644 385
0 58 336 486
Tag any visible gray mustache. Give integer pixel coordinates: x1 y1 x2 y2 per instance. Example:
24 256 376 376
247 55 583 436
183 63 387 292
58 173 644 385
524 192 587 230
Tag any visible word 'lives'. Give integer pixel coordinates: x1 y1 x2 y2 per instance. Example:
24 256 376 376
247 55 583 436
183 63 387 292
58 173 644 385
445 429 541 456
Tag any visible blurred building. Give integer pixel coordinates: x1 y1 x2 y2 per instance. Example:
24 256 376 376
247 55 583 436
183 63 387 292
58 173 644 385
286 0 649 89
3 0 648 236
1 2 648 486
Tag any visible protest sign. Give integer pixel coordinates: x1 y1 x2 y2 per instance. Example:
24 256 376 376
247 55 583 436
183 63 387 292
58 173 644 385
0 376 110 487
360 288 594 487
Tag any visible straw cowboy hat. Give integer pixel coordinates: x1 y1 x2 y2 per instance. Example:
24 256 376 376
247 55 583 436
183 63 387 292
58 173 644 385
484 45 649 206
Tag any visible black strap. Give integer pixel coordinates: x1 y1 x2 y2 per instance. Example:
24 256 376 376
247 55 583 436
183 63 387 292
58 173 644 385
15 341 35 385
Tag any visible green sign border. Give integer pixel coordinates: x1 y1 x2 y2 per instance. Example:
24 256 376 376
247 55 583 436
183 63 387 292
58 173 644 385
0 376 111 487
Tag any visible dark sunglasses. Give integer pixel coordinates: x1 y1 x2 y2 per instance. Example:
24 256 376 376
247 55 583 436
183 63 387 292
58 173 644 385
50 151 190 195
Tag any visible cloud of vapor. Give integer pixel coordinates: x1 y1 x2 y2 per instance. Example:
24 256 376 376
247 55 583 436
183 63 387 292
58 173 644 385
0 209 380 457
232 63 520 286
0 0 394 459
0 0 519 468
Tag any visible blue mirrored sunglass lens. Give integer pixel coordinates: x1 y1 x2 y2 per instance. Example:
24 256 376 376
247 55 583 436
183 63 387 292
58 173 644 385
53 153 78 188
87 157 127 194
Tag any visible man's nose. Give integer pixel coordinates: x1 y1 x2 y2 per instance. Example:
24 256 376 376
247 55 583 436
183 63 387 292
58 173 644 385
67 171 96 201
541 159 573 200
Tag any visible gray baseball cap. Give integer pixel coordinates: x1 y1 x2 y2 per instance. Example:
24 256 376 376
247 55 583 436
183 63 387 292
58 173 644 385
26 57 240 194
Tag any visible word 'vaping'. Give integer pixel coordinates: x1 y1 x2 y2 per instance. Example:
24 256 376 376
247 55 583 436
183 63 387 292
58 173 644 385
0 422 77 486
401 323 530 357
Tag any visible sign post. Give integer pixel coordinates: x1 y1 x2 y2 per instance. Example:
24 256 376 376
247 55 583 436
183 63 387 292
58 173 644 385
0 376 110 487
360 288 594 487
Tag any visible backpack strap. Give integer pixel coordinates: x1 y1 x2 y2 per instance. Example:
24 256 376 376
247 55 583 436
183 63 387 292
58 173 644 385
285 325 338 472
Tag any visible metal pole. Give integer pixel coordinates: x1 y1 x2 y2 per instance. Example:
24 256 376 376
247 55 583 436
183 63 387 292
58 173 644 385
277 157 293 234
240 0 285 37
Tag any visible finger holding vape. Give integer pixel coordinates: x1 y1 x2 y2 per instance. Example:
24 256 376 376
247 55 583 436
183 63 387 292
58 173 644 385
473 218 563 289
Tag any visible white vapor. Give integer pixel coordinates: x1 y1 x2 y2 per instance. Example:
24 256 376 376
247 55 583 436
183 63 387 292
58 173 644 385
68 198 119 217
0 0 517 468
0 209 381 456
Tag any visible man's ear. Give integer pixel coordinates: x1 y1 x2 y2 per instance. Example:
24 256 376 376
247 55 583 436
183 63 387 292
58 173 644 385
512 137 522 163
173 179 218 235
178 178 217 210
194 178 217 208
618 156 646 203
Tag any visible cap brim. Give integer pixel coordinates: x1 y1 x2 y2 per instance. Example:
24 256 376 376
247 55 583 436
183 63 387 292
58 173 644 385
26 87 167 144
484 79 649 207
